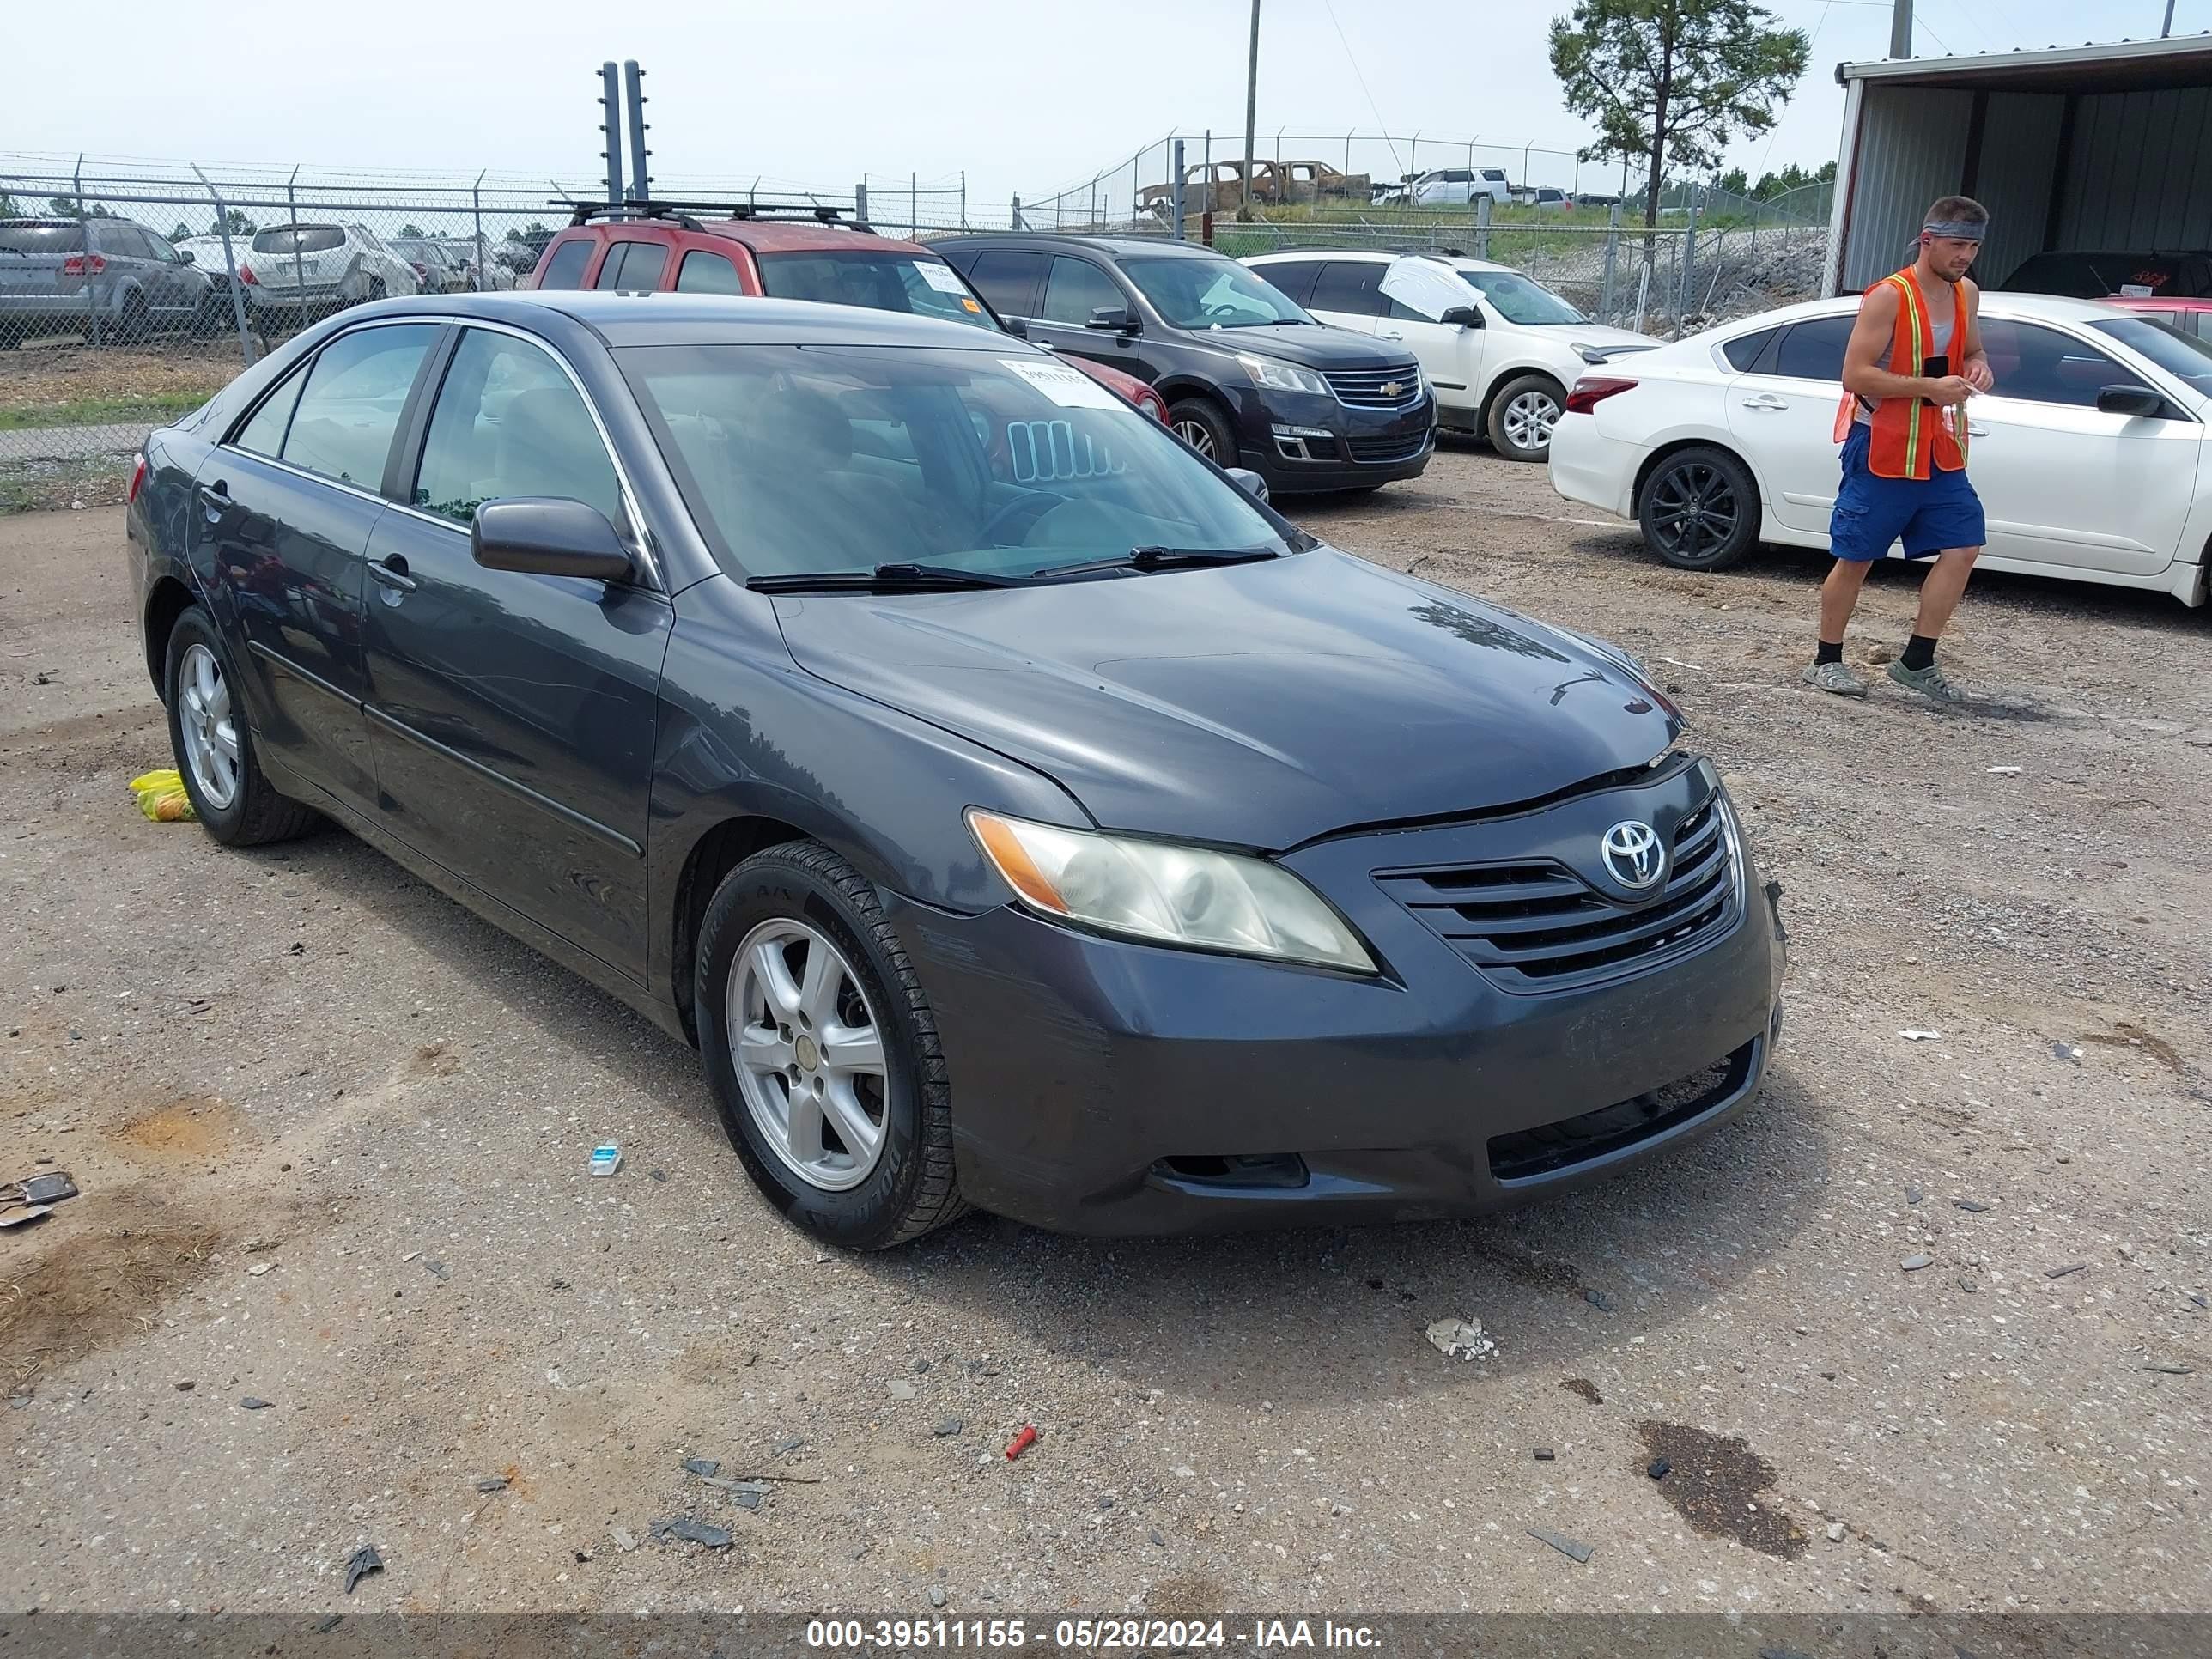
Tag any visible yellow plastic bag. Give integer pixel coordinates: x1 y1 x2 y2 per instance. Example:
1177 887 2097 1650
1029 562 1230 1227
130 769 197 823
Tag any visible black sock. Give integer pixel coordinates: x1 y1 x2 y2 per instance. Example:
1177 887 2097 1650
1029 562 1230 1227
1814 640 1844 666
1900 634 1938 672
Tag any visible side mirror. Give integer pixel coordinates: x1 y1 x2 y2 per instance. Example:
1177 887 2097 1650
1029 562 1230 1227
2097 384 2166 418
1224 467 1270 503
179 250 197 265
471 498 634 582
1438 305 1481 328
1000 314 1029 340
1086 304 1139 333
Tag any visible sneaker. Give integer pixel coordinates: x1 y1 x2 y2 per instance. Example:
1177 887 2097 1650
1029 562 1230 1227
1887 659 1971 703
1802 659 1869 698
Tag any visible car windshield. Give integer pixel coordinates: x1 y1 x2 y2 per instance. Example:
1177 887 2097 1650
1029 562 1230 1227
1458 270 1586 325
621 343 1286 581
1118 256 1313 328
252 226 346 256
0 223 85 255
2093 316 2212 398
756 251 999 331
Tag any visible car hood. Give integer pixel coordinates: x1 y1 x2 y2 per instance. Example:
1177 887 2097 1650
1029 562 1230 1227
770 549 1680 849
1198 323 1417 371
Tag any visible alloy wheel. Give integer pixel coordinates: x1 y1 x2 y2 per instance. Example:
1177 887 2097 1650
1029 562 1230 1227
177 641 240 810
1173 417 1218 459
1648 462 1740 562
727 919 890 1192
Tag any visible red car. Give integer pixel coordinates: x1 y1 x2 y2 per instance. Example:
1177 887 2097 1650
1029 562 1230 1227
2108 295 2212 342
526 203 1169 421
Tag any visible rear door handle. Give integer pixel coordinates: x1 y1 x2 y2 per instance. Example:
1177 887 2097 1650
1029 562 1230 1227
1739 394 1789 410
198 480 233 512
1966 424 1989 437
368 556 417 594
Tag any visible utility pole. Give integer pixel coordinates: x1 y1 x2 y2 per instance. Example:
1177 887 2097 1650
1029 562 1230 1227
1889 0 1912 59
1241 0 1261 222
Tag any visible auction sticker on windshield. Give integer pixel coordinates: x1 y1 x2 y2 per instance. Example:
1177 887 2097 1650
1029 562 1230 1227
1000 359 1121 409
915 260 971 294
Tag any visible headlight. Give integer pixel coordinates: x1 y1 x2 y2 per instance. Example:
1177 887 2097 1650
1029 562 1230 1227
967 810 1376 974
1236 353 1331 397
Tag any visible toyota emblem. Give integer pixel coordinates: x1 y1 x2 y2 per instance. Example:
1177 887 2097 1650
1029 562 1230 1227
1601 820 1666 890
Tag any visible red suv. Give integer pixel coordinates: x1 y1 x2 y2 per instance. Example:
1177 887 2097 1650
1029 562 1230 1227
527 203 1168 421
2109 295 2212 342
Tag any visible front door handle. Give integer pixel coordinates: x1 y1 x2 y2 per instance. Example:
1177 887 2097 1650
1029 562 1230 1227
1739 394 1789 410
1966 423 1989 438
368 556 417 594
1378 330 1405 340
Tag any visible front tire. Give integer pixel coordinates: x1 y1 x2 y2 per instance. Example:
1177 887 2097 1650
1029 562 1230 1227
1166 396 1237 466
162 606 319 845
1637 445 1759 571
1486 374 1565 462
695 842 966 1251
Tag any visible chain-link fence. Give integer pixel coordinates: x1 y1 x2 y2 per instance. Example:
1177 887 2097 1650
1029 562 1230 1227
0 144 1833 509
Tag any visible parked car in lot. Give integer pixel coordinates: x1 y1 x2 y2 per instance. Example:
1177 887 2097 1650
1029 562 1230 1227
437 237 516 291
390 237 470 294
526 204 1165 421
1994 249 2210 301
1548 294 2212 606
1375 167 1514 208
1245 249 1653 460
244 222 418 319
1 217 211 345
126 289 1782 1246
2110 295 2212 339
938 234 1435 494
1511 186 1577 211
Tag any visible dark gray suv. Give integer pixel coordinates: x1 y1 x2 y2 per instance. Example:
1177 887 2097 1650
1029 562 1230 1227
1 218 212 347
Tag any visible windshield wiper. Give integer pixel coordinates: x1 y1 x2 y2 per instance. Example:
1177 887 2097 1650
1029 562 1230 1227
1041 546 1284 580
746 562 1031 594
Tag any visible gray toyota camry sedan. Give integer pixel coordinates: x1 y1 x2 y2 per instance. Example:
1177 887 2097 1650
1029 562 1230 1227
125 289 1785 1249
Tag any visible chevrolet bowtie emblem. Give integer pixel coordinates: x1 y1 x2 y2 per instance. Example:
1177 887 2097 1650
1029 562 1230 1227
1380 380 1405 398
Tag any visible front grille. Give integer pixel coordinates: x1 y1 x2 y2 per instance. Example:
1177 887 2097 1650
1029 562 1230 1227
1488 1038 1756 1182
1347 432 1428 465
1377 796 1738 994
1324 364 1425 410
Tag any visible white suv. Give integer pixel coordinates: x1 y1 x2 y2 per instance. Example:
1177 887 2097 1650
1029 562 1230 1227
244 222 420 319
1243 250 1655 460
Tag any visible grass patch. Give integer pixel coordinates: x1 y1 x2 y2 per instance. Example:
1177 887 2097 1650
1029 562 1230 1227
0 454 135 514
0 390 210 430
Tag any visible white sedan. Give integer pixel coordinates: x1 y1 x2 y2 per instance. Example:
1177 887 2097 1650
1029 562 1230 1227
1549 293 2212 607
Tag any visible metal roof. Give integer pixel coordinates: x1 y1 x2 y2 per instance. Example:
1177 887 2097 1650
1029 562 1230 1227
1838 33 2212 93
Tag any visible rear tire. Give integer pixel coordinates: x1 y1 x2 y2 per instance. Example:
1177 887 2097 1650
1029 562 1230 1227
1486 373 1565 462
1637 445 1759 572
162 605 320 846
695 842 968 1251
1166 396 1237 467
114 293 153 349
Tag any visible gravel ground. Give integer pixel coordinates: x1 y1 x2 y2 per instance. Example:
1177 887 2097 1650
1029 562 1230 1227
2 450 2207 1620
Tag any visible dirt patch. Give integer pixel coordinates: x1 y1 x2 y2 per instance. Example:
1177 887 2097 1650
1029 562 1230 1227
0 343 239 416
1 1206 220 1392
1636 1420 1807 1560
2076 1020 2187 1077
109 1094 248 1159
1145 1574 1230 1617
1559 1377 1605 1405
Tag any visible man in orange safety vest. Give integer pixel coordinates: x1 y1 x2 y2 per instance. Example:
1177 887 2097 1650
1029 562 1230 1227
1803 195 1994 702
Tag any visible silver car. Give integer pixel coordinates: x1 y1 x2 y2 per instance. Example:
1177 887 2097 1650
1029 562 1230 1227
242 222 418 319
1 217 212 346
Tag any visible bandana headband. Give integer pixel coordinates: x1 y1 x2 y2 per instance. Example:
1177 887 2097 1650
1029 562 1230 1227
1923 220 1985 241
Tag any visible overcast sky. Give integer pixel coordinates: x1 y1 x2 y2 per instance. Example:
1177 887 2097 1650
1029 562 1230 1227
6 0 2204 208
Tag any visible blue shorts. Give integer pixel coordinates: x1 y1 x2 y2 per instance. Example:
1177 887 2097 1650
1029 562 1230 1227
1828 422 1984 562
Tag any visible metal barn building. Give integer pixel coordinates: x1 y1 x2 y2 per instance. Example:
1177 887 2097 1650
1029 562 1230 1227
1823 33 2212 295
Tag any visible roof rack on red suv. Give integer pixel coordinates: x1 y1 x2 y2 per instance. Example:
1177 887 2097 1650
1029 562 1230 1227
556 196 879 233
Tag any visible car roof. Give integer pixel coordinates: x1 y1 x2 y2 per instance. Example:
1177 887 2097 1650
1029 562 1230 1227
931 234 1229 262
1244 248 1512 276
1691 290 2142 341
2112 294 2212 308
354 288 1020 349
569 215 941 258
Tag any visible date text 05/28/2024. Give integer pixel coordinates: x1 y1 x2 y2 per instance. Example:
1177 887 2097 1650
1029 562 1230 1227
805 1619 1383 1650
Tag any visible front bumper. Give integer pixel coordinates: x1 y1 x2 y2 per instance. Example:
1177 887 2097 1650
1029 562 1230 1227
1235 386 1437 495
893 763 1785 1235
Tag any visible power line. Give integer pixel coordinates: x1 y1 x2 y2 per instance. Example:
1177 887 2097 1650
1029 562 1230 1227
1321 0 1403 177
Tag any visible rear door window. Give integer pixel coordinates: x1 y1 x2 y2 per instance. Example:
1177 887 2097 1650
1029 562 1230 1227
677 250 744 294
536 237 593 289
1721 325 1780 372
595 241 668 290
280 323 440 489
1771 315 1855 381
961 249 1047 318
1310 261 1389 317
